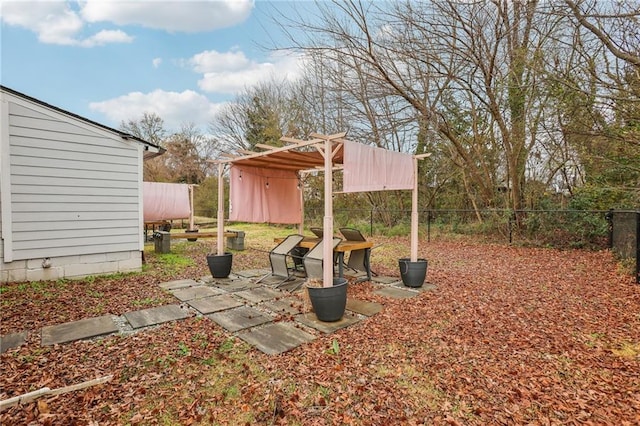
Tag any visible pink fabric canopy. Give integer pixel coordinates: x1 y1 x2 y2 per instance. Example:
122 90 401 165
229 165 302 224
143 182 191 221
342 142 414 192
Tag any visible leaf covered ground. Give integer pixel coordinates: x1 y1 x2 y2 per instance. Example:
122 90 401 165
1 232 639 425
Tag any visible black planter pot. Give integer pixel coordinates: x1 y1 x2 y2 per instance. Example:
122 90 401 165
207 253 233 278
185 229 199 242
399 258 428 288
307 277 348 322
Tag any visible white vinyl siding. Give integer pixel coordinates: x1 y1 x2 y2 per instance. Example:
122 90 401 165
7 101 141 261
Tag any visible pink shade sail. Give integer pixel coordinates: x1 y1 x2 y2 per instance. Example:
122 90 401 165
229 165 302 224
343 142 414 192
143 182 191 221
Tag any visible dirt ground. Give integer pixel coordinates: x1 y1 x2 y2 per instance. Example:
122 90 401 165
1 236 639 425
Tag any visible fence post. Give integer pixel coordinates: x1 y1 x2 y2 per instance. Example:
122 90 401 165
605 208 614 248
370 209 373 236
508 212 516 244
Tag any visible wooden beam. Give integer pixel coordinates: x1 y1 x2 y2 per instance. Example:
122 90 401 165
309 132 346 140
255 143 277 150
215 138 325 165
0 375 114 412
280 137 304 144
414 153 432 159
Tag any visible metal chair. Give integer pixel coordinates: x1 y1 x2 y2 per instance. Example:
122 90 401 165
258 234 304 286
339 227 371 274
302 237 342 280
310 227 324 238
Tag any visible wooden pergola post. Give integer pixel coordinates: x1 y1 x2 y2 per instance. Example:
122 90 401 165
323 136 334 287
216 162 225 256
411 153 431 261
297 172 304 235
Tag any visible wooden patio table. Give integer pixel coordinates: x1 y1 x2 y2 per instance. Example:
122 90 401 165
275 237 373 282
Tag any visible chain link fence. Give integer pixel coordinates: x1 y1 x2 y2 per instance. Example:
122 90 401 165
300 208 612 249
194 207 637 282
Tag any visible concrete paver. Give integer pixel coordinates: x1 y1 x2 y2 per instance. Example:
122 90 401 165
124 304 190 329
159 279 199 290
237 322 316 355
346 298 383 316
374 286 419 299
392 282 437 292
372 276 402 285
235 287 282 303
41 315 118 346
296 312 362 334
187 294 244 315
171 286 224 301
272 278 306 293
207 306 273 332
212 278 261 292
0 331 27 353
260 297 305 315
234 269 270 278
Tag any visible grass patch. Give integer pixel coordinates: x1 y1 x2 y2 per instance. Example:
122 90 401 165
132 297 162 307
124 334 264 425
611 341 640 359
155 252 194 268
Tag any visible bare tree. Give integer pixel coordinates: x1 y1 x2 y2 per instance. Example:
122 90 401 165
543 0 640 206
120 112 168 182
275 0 565 214
209 78 308 154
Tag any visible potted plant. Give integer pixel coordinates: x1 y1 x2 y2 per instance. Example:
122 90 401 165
185 225 199 242
207 251 233 278
305 277 348 322
398 257 428 288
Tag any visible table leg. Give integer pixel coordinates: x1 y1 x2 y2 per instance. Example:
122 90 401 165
338 252 345 277
364 247 371 281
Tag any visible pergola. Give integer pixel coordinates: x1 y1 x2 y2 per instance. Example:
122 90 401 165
210 132 429 287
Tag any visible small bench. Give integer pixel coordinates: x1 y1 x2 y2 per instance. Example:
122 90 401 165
153 230 245 253
169 231 237 239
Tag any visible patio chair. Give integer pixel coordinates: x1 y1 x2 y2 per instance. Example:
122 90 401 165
310 227 324 238
303 237 342 280
339 227 375 275
257 234 305 286
310 227 341 265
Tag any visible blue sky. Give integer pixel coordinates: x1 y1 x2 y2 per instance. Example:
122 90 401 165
0 0 306 133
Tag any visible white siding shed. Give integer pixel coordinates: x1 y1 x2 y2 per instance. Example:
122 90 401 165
1 86 163 282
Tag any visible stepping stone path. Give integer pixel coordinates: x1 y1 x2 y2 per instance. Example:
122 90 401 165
41 315 118 346
237 322 315 355
186 294 244 315
0 270 435 355
170 286 224 301
207 306 273 332
124 304 190 329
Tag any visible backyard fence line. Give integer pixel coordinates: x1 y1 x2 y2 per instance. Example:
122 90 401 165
191 207 638 281
194 207 608 245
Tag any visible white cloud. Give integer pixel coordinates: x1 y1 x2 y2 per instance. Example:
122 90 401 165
1 1 82 45
0 0 252 46
152 57 163 68
0 0 133 47
89 89 223 132
193 50 304 95
79 29 134 47
189 49 251 73
80 0 254 33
